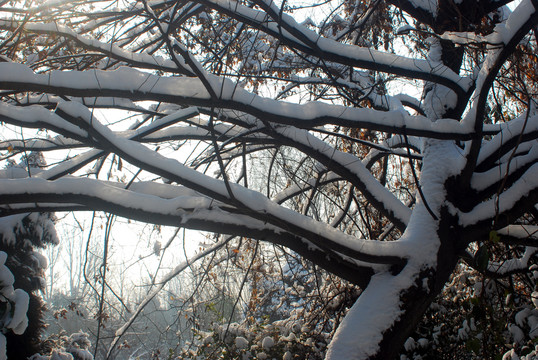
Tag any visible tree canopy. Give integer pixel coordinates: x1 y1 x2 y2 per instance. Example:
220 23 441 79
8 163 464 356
0 0 537 358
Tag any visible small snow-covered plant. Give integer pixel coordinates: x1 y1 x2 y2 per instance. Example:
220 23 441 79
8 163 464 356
174 247 361 360
64 332 92 360
177 318 328 360
31 331 93 360
0 251 30 360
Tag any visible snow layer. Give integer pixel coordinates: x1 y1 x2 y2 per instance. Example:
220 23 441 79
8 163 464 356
498 225 538 240
471 142 538 191
1 20 184 72
0 102 87 139
261 336 274 350
476 114 538 166
0 177 216 216
235 336 248 349
462 1 537 131
0 215 27 246
487 247 538 275
0 252 14 287
423 84 457 120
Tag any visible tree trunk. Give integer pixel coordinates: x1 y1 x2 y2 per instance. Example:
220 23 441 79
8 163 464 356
326 140 465 359
372 211 464 359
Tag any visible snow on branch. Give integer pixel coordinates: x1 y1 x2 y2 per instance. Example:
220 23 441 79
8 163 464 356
0 63 494 139
461 0 538 133
0 19 195 76
471 142 538 192
0 177 377 284
0 102 89 141
271 125 411 229
475 113 538 172
16 94 151 114
458 163 538 227
199 0 471 96
486 246 538 276
0 251 29 359
498 225 538 241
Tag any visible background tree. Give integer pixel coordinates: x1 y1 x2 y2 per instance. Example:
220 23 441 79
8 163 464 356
0 0 537 359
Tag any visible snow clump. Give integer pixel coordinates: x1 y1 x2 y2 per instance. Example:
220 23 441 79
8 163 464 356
235 336 249 349
261 336 274 350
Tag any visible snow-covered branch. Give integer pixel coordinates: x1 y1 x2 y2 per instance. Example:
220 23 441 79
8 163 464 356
197 0 471 97
0 63 496 139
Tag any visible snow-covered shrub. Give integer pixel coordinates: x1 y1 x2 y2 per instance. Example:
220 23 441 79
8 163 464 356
173 242 360 360
0 251 30 360
176 317 329 360
31 331 93 360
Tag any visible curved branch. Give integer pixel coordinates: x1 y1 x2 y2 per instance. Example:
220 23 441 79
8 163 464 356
0 178 375 285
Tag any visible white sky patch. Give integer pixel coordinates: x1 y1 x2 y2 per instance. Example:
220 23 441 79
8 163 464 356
47 212 205 304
